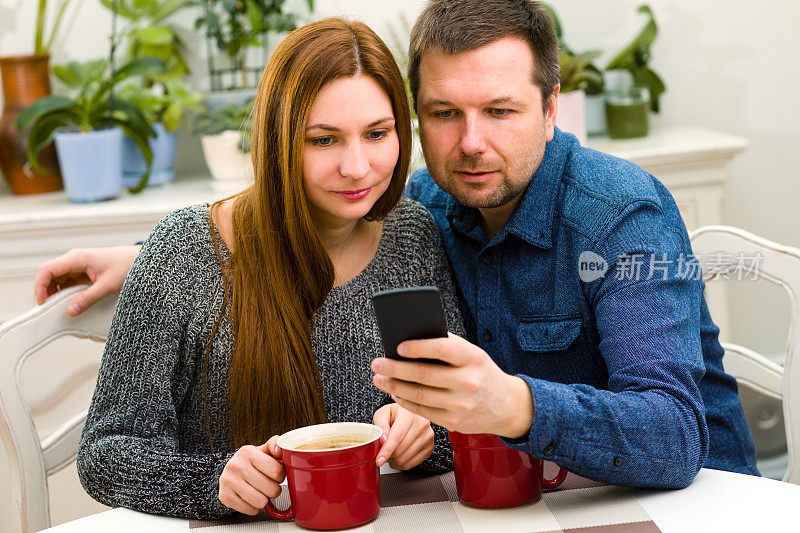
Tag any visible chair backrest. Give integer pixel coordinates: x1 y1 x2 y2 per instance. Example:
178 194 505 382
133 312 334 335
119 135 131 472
690 225 800 484
0 286 117 532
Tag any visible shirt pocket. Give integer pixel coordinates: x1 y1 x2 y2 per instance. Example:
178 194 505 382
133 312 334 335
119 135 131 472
516 316 583 352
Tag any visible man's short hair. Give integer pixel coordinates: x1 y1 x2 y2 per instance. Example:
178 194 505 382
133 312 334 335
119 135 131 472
408 0 559 113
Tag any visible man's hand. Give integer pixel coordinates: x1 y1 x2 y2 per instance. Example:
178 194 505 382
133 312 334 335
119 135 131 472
371 333 534 439
34 245 141 316
218 436 285 515
373 403 435 470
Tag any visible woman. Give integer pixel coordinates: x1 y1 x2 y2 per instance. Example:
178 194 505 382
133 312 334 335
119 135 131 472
73 18 464 520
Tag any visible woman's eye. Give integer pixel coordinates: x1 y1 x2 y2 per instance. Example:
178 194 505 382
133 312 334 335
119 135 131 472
368 130 388 141
434 110 454 119
311 136 334 147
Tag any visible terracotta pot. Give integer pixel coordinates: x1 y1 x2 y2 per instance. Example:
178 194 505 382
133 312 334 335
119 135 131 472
0 54 63 195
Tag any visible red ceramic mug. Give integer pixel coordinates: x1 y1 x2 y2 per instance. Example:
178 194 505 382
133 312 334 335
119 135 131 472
448 431 568 508
265 422 383 530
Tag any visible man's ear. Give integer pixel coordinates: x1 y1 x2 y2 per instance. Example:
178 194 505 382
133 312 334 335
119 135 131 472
545 84 560 141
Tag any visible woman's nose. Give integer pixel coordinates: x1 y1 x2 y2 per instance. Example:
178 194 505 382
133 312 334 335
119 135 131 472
340 142 371 180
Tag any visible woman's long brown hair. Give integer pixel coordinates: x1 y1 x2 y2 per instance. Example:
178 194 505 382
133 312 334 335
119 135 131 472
204 18 412 449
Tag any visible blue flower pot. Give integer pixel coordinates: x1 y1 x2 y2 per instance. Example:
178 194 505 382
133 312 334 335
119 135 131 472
53 127 122 203
122 122 177 188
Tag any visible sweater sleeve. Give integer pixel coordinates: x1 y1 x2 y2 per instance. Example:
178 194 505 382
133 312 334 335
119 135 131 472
77 209 235 519
408 203 467 474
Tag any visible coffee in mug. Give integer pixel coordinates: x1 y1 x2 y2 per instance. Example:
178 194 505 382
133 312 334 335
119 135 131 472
295 434 369 451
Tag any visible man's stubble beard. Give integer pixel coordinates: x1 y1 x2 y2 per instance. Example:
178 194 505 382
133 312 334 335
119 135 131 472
421 126 548 210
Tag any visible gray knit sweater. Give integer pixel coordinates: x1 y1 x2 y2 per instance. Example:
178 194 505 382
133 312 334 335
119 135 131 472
77 198 465 519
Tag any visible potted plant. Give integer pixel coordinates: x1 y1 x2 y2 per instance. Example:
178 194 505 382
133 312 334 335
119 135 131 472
100 0 205 188
0 0 76 195
192 99 254 192
116 79 204 188
604 4 665 138
193 0 314 106
18 57 166 202
557 49 603 145
542 3 605 141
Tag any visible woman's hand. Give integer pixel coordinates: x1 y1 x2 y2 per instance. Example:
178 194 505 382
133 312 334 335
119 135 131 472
218 435 285 515
34 245 141 316
373 403 435 470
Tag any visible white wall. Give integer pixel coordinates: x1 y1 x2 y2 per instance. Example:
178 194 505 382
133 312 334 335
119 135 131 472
551 0 800 354
1 0 799 530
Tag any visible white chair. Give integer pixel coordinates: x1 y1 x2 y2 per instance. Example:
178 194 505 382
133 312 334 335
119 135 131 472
0 286 117 533
690 225 800 484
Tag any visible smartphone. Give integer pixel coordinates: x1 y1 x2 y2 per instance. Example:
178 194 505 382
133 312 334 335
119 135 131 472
371 286 449 363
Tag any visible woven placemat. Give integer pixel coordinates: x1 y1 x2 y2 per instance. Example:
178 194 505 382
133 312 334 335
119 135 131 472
189 463 661 532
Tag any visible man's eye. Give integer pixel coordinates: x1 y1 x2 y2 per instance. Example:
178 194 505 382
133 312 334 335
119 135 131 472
368 130 388 140
311 136 334 147
489 108 512 117
434 110 455 119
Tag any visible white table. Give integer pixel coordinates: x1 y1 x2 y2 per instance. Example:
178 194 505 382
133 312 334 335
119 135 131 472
41 468 800 533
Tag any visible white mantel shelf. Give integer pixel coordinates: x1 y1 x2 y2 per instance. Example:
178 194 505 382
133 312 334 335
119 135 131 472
0 174 226 230
587 126 748 181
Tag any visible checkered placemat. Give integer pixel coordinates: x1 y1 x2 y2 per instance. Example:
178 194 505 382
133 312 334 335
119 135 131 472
189 462 661 532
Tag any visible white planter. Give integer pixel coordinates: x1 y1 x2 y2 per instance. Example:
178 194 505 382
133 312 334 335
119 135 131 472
556 89 587 145
200 130 254 193
585 93 607 136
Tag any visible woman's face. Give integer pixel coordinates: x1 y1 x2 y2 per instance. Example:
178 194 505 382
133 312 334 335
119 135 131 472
302 75 399 224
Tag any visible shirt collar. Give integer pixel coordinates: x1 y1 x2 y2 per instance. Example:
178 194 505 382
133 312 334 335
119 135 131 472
446 127 575 249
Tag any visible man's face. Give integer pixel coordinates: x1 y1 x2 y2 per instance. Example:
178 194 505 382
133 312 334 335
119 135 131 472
416 37 558 209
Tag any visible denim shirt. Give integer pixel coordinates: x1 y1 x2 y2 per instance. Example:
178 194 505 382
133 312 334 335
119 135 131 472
406 128 758 488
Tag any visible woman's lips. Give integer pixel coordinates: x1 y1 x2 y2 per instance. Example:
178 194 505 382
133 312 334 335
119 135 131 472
454 170 498 183
337 187 371 200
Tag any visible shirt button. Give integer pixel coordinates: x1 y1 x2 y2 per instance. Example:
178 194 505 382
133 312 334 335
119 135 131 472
482 254 494 265
543 445 555 456
483 330 493 342
614 457 624 467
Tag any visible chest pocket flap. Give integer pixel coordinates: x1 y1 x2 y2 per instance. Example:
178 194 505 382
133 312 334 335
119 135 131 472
517 317 582 352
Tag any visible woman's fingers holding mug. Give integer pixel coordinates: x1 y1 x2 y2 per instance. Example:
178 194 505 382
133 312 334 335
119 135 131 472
259 435 284 462
248 445 285 484
219 487 261 516
376 406 413 467
389 421 434 470
372 404 392 448
233 479 271 512
219 458 267 514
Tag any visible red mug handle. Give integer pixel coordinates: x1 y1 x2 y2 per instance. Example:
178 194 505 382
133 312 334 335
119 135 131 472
541 466 568 490
263 457 294 521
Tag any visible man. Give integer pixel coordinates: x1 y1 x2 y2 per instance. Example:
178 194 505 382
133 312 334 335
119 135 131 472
35 0 757 489
370 0 757 488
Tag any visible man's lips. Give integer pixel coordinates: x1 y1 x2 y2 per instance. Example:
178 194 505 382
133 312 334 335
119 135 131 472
336 187 371 200
453 170 498 183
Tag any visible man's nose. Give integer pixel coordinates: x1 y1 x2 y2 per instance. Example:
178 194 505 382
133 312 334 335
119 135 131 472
459 115 487 155
340 142 370 180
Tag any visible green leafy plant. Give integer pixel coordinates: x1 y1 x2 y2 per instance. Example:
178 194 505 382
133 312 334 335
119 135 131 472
34 0 77 55
193 0 314 90
117 79 205 131
606 4 666 112
559 50 604 93
17 57 167 192
100 0 190 82
98 0 204 130
191 99 254 152
542 3 604 95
